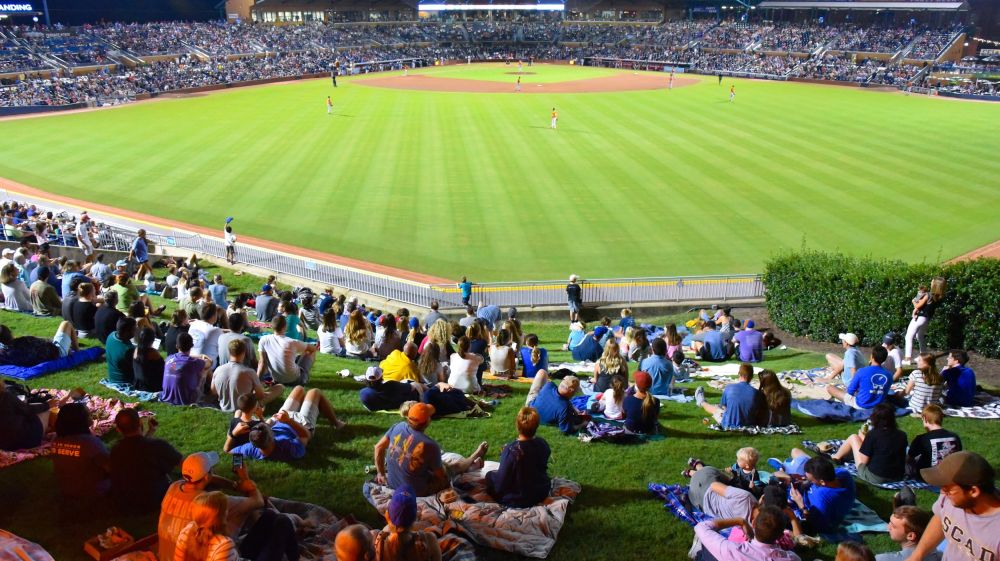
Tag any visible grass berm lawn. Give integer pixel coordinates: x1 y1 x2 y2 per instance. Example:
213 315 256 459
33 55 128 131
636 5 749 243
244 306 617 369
1 65 999 280
1 263 999 560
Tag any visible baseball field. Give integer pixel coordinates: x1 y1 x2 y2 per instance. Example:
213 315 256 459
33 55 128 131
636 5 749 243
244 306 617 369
2 63 999 280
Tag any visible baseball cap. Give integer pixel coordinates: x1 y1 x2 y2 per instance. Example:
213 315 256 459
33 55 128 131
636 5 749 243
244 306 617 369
839 333 859 345
408 317 419 329
261 284 272 292
115 259 128 268
746 320 755 329
594 326 609 339
181 451 219 483
407 403 435 426
364 366 383 382
634 371 652 391
883 333 897 345
1 248 12 256
920 451 995 488
388 484 418 528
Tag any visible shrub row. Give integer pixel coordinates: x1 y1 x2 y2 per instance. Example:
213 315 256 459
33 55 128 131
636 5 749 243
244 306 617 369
762 251 1000 359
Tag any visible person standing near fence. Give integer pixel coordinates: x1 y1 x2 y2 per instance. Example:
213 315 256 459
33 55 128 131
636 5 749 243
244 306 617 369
128 229 151 281
458 276 474 306
566 274 583 323
224 217 236 265
904 278 945 366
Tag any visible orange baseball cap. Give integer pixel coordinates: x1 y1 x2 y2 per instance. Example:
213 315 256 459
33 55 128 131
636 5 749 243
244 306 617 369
407 403 436 425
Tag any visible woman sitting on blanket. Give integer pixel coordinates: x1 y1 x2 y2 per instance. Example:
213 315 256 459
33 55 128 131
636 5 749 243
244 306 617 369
664 323 684 358
519 334 549 379
901 353 943 416
132 327 165 393
489 328 516 379
593 340 628 394
625 328 651 363
593 374 627 420
487 406 552 508
623 371 660 434
829 402 908 484
376 485 442 561
51 402 110 500
758 370 792 427
0 322 78 367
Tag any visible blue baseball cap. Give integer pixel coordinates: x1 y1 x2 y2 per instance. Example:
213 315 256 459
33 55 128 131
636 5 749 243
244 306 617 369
594 326 609 339
261 284 272 292
746 320 755 329
388 484 417 528
409 317 419 329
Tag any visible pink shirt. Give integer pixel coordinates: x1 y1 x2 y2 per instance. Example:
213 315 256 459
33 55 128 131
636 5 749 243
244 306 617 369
694 521 801 561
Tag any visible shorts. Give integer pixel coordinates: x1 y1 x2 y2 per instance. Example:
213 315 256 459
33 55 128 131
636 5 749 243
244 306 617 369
842 393 863 410
567 301 581 313
52 331 72 358
280 393 318 433
79 244 94 256
782 455 809 476
856 463 895 485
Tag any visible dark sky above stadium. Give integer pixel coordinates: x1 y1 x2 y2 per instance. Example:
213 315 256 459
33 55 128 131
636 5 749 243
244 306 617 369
47 0 220 24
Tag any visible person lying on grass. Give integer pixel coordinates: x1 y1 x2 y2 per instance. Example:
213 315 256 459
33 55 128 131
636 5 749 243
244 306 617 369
225 386 345 461
684 447 762 497
0 321 78 367
524 371 590 434
373 402 488 497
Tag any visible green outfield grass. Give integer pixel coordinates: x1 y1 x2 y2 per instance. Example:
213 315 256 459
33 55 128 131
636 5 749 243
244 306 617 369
1 64 999 281
407 62 620 82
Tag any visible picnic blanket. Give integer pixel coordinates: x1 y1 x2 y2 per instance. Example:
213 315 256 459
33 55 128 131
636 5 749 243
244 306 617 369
0 390 153 469
792 399 910 423
372 407 492 419
545 361 595 375
0 346 105 381
705 424 803 435
689 363 764 379
265 497 476 561
0 529 55 561
363 460 581 559
578 420 665 443
942 392 1000 419
100 379 161 402
480 384 513 399
483 373 532 384
799 440 934 491
649 480 887 543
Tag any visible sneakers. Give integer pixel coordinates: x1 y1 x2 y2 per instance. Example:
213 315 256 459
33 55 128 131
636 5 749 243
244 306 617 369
894 486 917 508
694 386 705 406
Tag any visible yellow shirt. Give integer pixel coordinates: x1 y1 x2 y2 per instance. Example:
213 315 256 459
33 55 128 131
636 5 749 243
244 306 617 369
379 350 419 382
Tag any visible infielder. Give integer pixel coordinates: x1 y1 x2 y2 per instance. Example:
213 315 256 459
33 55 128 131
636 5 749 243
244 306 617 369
550 108 558 129
326 96 333 115
515 76 521 92
729 84 736 103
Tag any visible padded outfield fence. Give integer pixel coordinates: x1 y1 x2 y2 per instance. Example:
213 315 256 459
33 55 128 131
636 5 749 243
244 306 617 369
2 191 764 309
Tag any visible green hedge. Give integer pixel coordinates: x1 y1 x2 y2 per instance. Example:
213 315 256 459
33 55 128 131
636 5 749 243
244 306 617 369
762 251 1000 359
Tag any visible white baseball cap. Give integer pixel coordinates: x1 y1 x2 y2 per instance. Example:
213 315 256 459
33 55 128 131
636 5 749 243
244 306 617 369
839 333 859 346
181 452 219 483
364 366 383 382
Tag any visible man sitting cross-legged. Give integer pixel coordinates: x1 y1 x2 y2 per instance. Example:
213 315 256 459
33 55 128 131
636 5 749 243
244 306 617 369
211 339 284 413
258 315 319 386
524 370 590 434
827 346 892 410
373 402 488 497
694 363 764 428
225 386 345 461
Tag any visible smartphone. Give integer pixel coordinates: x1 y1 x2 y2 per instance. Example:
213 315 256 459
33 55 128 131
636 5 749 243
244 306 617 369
232 454 244 473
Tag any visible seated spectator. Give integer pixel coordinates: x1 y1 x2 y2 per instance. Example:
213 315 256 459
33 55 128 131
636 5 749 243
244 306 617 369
902 353 943 413
90 254 112 286
0 376 46 451
359 366 421 412
524 371 589 434
281 300 304 341
593 340 628 393
189 302 225 366
780 456 856 534
830 402 908 484
161 332 210 405
110 408 181 514
106 317 137 385
824 332 865 384
317 308 346 357
416 342 447 385
254 283 279 322
465 322 489 384
459 305 477 328
486 406 551 508
640 338 675 395
877 505 939 561
827 346 892 410
258 315 318 385
299 293 320 334
380 342 420 383
174 491 239 561
448 336 484 394
695 363 764 428
217 313 256 370
836 541 875 561
373 402 488 496
520 334 549 379
0 321 77 366
373 485 442 560
60 260 90 300
0 262 31 312
489 329 516 378
29 265 61 317
212 339 283 412
688 462 757 521
51 402 110 499
373 314 400 361
225 393 265 450
882 333 904 382
733 320 764 363
208 274 228 308
132 327 166 392
664 323 684 358
906 404 961 481
758 370 792 427
941 349 976 407
691 321 733 362
69 282 101 339
94 291 125 344
344 309 375 359
698 503 800 560
594 374 627 420
334 524 374 561
111 273 140 313
423 300 447 328
623 371 660 434
565 321 587 352
234 386 344 459
571 326 606 362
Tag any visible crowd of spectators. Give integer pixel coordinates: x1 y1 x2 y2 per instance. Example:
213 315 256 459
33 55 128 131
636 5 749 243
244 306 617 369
758 23 841 53
697 22 771 50
829 25 920 53
692 52 801 76
906 27 962 60
793 53 883 83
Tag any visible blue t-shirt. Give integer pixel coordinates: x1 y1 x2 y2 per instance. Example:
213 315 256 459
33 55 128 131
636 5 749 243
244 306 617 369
519 347 548 378
623 393 660 434
639 355 674 395
941 366 976 407
567 330 586 349
842 347 865 385
384 422 444 497
571 335 602 362
733 329 764 363
719 382 762 428
618 317 635 332
476 305 501 330
532 382 576 434
61 272 87 299
132 237 148 262
317 294 334 315
845 365 892 409
486 438 551 508
459 281 473 299
208 284 228 308
701 330 727 361
805 468 856 532
230 422 305 461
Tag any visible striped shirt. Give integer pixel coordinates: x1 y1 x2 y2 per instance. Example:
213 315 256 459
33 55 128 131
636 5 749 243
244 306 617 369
908 371 942 413
174 523 241 561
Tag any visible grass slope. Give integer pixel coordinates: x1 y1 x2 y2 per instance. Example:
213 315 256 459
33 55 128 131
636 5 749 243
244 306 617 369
1 66 999 281
1 264 998 560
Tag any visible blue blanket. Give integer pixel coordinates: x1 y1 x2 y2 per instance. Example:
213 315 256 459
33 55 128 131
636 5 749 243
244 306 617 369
792 399 910 423
799 440 935 491
0 347 105 380
99 379 161 402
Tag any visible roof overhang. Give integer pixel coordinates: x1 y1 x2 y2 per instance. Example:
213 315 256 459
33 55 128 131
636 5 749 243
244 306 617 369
756 1 965 10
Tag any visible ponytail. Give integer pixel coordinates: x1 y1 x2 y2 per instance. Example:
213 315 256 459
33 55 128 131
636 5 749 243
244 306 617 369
641 391 656 419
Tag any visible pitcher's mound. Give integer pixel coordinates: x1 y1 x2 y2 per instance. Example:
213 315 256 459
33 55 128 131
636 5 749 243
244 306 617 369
358 73 697 94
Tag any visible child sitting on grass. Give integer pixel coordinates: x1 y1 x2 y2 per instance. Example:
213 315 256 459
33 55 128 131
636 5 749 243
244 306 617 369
682 446 761 497
591 375 627 420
